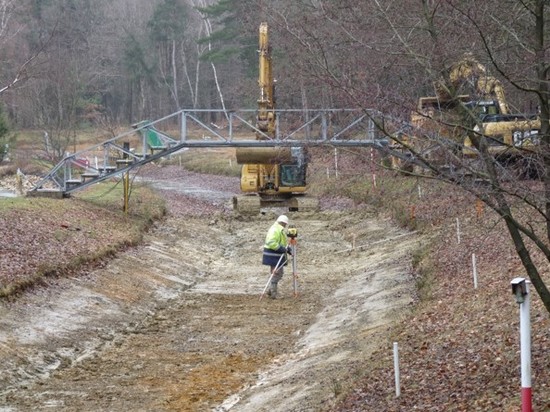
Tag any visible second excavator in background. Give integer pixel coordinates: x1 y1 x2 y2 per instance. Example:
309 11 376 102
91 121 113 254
391 54 540 175
232 23 319 214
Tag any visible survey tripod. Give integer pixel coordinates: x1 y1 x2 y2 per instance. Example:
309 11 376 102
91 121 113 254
260 226 299 300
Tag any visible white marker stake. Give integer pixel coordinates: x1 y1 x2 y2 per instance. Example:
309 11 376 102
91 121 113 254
393 342 401 398
334 148 339 178
371 148 377 189
456 218 461 244
472 253 478 289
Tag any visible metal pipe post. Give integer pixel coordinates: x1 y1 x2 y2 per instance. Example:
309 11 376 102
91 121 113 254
291 241 297 297
393 342 401 397
180 112 187 142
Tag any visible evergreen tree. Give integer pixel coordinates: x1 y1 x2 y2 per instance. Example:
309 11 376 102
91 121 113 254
0 105 13 162
196 0 256 76
148 0 187 43
147 0 190 110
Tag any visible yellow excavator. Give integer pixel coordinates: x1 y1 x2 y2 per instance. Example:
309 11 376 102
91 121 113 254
233 23 319 214
391 54 540 173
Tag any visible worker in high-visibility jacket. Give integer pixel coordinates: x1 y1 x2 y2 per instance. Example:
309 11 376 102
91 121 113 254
262 215 292 299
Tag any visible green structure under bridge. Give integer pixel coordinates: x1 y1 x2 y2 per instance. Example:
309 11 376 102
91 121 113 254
28 108 388 197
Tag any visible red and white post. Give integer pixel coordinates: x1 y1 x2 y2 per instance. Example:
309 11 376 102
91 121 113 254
511 277 532 412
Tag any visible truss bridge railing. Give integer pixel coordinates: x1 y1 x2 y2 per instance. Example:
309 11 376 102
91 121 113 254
29 108 388 196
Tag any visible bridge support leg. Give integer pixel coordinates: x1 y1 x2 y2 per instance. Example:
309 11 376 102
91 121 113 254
123 171 130 214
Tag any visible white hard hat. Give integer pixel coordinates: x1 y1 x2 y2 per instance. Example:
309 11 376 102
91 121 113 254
277 215 289 225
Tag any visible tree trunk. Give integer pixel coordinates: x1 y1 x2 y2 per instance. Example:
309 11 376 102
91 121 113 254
534 0 550 241
180 43 195 108
502 210 550 313
202 13 228 120
171 39 179 110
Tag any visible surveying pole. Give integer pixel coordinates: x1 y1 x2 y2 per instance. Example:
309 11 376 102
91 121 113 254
288 226 299 298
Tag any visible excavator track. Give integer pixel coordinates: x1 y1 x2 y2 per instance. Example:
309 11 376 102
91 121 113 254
232 194 319 214
233 195 261 215
288 195 320 212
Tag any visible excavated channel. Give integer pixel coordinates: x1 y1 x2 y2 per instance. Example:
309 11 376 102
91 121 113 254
0 173 420 411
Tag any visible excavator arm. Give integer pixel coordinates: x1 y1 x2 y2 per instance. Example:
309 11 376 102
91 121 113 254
441 54 510 115
257 22 276 137
233 23 317 214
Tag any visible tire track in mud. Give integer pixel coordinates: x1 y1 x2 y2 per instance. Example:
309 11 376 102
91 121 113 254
0 205 420 411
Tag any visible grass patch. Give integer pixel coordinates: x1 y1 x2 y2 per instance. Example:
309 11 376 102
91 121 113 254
15 128 112 149
0 195 27 210
164 148 241 177
77 181 166 219
410 242 436 302
309 171 423 230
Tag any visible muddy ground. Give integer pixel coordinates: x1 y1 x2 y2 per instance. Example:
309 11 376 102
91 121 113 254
0 170 420 411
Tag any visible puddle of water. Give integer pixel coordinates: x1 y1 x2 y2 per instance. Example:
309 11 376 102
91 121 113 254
141 178 234 202
0 189 17 198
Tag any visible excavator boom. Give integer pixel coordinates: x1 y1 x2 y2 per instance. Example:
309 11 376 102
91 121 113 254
233 23 318 214
257 22 275 136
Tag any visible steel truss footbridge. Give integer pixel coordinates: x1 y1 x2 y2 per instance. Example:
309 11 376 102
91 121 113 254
29 108 387 197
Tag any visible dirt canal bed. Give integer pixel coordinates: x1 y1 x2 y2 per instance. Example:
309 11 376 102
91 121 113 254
0 173 420 411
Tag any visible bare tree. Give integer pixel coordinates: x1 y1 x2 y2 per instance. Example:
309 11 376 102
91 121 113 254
0 1 52 97
266 0 550 313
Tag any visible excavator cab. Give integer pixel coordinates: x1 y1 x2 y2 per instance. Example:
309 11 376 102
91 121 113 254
464 100 501 119
280 147 307 187
280 163 307 187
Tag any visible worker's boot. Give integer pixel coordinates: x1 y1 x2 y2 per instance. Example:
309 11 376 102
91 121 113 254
269 282 278 299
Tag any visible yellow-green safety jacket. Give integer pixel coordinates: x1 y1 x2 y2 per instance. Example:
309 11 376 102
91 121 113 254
262 222 288 266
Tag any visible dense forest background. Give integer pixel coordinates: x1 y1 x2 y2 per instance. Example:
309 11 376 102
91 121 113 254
0 0 260 129
0 0 544 131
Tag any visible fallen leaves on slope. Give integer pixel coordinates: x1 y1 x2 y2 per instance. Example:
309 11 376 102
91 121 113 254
0 187 163 297
332 176 550 411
